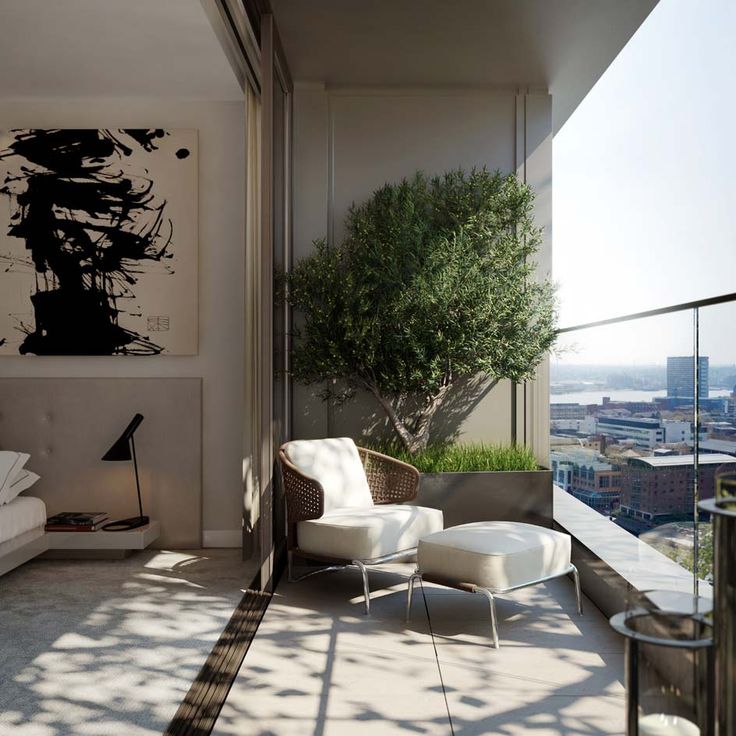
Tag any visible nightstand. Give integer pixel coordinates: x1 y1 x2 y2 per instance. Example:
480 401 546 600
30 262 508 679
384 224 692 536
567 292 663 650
43 521 160 559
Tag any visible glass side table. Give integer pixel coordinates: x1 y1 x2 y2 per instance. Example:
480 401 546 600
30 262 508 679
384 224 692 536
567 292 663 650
610 590 714 736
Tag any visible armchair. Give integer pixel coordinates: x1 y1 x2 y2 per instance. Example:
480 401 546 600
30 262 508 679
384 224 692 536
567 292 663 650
279 437 443 614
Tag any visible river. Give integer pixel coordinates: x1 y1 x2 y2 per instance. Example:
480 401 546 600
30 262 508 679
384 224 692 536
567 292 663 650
550 388 732 405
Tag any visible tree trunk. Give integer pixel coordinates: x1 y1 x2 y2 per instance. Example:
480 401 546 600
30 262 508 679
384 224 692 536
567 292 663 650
408 383 451 453
365 381 451 454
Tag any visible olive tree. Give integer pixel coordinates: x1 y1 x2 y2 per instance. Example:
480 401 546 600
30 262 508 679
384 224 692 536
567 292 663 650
285 168 557 454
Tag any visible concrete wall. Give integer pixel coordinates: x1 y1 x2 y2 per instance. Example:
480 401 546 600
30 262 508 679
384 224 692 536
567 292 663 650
291 85 552 460
0 99 245 546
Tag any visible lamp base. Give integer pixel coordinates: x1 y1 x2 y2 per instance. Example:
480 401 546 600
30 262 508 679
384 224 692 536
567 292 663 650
102 515 150 532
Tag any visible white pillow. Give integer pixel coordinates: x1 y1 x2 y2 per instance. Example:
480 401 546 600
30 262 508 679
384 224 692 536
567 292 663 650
283 438 374 514
0 452 40 506
0 451 30 492
0 469 40 506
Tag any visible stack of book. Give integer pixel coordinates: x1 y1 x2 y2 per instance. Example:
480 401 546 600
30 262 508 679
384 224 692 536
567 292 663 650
45 512 109 532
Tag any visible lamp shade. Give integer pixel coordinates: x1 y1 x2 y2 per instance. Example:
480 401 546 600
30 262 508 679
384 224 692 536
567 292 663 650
102 414 144 461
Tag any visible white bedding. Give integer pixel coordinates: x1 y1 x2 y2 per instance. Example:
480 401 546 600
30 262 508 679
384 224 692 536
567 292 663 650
0 496 46 544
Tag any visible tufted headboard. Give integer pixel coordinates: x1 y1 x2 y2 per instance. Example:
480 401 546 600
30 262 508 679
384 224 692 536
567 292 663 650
0 378 202 548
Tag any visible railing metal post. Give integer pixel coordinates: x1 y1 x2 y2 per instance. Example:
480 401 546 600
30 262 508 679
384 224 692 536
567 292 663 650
700 495 736 736
693 307 700 598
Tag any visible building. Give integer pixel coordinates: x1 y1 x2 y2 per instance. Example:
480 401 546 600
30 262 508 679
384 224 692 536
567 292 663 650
550 403 586 420
655 395 727 412
550 416 597 436
620 453 736 523
571 465 622 513
550 448 622 513
662 420 692 444
688 438 736 456
701 421 736 438
599 397 658 414
667 356 709 399
596 416 664 449
728 388 736 417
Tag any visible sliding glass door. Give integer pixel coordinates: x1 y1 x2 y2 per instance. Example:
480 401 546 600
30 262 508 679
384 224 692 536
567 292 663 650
270 25 292 579
202 1 292 592
256 13 293 590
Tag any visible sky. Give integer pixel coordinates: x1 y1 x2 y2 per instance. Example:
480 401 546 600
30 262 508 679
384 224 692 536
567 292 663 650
552 0 736 365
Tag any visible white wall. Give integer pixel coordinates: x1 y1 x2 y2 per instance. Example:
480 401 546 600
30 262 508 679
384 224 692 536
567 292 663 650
0 99 245 545
291 85 552 459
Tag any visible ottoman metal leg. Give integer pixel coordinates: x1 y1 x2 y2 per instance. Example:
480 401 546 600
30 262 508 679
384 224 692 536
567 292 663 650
474 588 500 649
352 559 371 615
406 572 422 622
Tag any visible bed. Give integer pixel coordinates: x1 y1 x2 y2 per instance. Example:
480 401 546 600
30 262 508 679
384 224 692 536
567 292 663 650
0 496 49 577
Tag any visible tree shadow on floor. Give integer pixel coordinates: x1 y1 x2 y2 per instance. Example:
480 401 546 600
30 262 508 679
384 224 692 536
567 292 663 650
212 566 625 736
0 549 251 736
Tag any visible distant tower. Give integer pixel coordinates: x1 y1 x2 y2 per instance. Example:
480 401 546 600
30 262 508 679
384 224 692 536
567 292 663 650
666 356 709 399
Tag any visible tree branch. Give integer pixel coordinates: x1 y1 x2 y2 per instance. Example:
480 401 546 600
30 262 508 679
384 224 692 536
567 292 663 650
361 379 417 452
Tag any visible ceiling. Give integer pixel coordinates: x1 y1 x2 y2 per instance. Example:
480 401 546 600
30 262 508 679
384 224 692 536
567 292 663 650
0 0 658 129
271 0 659 132
0 0 242 100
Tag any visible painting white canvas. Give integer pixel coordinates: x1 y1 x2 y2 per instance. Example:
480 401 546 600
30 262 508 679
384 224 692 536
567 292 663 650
0 128 198 355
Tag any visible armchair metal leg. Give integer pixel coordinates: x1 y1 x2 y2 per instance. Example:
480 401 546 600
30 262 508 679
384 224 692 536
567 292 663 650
287 551 345 584
571 564 583 615
406 572 421 622
352 560 371 615
475 588 499 649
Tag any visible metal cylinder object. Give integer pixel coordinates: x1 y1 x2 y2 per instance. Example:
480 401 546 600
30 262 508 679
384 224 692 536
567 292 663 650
700 473 736 736
610 591 714 736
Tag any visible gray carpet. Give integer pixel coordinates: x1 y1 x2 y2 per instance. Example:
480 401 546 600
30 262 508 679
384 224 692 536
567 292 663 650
0 549 254 736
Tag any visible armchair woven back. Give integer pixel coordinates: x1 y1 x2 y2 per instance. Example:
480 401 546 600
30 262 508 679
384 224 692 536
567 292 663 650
278 444 420 544
356 447 419 505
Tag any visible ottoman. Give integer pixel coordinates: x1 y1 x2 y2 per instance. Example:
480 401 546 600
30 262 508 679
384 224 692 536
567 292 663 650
406 521 582 648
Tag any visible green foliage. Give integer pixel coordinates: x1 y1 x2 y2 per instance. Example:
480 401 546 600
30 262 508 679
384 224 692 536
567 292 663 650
285 168 558 452
644 523 714 583
370 442 540 473
668 525 714 583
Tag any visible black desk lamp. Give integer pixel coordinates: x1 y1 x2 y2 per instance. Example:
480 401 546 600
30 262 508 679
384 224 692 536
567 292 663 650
101 413 149 531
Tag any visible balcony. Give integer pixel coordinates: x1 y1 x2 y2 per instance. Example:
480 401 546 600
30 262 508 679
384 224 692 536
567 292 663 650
213 2 727 730
213 560 624 735
209 297 736 734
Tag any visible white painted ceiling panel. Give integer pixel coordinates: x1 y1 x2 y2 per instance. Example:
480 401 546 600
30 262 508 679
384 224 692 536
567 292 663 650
0 0 242 100
271 0 659 131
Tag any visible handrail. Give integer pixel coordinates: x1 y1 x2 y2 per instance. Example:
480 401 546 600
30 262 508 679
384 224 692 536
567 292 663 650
553 290 736 599
557 291 736 334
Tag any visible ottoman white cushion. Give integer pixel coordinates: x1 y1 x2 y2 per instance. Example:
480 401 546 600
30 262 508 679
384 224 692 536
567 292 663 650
298 504 444 561
417 521 571 591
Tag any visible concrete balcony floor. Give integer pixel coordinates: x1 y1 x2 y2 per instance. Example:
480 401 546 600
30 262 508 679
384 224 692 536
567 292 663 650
213 563 625 736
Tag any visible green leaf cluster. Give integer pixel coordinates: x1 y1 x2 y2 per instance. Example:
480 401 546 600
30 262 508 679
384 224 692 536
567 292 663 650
285 168 558 449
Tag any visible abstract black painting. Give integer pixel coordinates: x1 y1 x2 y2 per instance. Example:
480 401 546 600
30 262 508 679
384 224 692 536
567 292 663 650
0 129 198 355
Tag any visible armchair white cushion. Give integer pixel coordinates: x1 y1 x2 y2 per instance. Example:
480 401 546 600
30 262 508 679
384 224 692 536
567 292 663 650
282 437 374 513
298 504 443 561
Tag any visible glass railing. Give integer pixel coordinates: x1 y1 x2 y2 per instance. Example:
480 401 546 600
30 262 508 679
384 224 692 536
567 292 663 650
550 293 736 589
